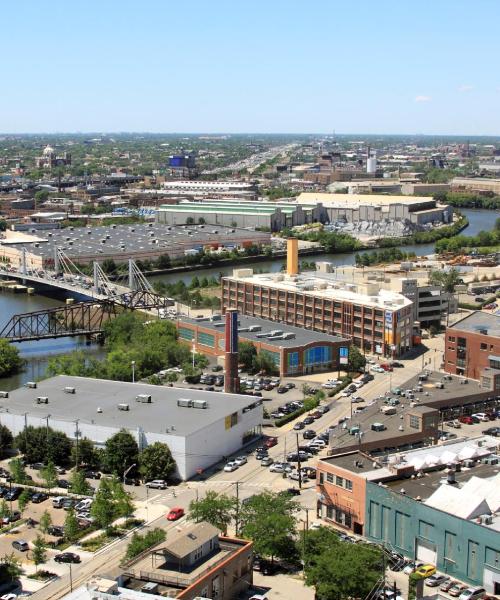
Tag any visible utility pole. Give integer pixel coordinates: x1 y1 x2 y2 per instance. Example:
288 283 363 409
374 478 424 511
235 481 240 536
74 420 80 469
296 433 302 489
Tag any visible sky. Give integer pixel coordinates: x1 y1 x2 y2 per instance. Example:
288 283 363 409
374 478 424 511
1 0 499 135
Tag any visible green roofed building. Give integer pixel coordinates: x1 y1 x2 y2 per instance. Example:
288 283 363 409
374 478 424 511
156 200 324 232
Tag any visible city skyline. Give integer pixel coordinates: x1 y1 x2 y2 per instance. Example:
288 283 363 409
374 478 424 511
1 0 499 135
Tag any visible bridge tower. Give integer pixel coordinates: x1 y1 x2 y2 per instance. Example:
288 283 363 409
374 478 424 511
93 262 100 294
21 247 27 276
54 247 60 274
128 259 134 290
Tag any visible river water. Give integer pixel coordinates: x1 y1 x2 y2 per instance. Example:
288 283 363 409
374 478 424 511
0 208 495 388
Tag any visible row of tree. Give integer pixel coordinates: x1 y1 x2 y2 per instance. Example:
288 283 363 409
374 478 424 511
0 422 176 482
435 217 500 253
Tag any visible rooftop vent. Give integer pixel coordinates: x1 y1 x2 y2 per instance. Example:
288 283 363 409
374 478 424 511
136 394 152 403
0 391 8 399
36 396 48 404
117 403 130 411
192 399 208 409
25 381 37 389
177 399 193 408
64 387 75 394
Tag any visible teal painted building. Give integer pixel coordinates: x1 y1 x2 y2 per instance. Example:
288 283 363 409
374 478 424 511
365 482 500 594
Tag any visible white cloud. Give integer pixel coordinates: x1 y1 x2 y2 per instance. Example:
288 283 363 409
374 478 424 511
458 84 473 92
414 95 431 103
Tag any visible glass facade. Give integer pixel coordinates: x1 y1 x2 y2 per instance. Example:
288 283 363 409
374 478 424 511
305 345 332 366
198 332 215 348
178 327 194 341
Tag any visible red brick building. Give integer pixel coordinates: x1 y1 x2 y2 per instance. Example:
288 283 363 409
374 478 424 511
445 312 500 381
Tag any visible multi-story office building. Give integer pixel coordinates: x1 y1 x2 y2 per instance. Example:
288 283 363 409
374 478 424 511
445 312 500 381
221 242 414 358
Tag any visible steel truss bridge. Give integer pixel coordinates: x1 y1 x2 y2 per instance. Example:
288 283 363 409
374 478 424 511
0 291 173 342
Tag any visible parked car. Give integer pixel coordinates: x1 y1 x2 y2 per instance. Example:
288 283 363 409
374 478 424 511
269 463 286 473
57 479 70 489
48 525 65 537
303 429 316 439
449 585 469 597
52 496 66 508
12 540 29 552
31 492 48 504
483 427 500 437
167 507 185 521
288 470 305 481
4 487 22 501
426 574 449 587
440 580 457 592
224 462 238 472
293 421 305 430
234 456 247 466
145 480 167 489
403 562 423 575
261 457 274 467
472 413 490 422
458 588 486 600
55 552 81 564
459 416 475 425
264 437 278 448
2 511 21 525
62 499 75 510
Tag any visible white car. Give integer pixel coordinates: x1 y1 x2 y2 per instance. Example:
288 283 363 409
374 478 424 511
145 479 168 489
234 456 247 466
288 470 307 481
310 439 326 448
224 461 239 472
269 463 285 473
322 382 337 389
472 413 489 422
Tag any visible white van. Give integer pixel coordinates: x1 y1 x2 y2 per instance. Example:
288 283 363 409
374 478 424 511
75 498 93 512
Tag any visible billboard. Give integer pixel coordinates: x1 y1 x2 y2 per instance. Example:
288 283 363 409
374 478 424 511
339 346 349 365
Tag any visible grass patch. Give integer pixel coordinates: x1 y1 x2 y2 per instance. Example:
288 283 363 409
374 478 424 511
80 527 123 552
0 519 26 534
28 570 57 582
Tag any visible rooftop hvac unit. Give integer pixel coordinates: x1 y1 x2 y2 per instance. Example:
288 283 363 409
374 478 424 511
192 400 208 409
0 391 8 399
463 459 475 468
117 403 130 411
177 399 193 408
482 515 493 525
36 396 49 404
136 394 152 403
248 325 261 332
64 387 75 394
25 381 37 389
282 332 295 339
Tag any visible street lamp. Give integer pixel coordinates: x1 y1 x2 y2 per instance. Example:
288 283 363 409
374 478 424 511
191 343 196 369
123 463 136 485
131 361 136 384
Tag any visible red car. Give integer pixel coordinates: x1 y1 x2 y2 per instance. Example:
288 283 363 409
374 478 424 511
167 507 185 521
459 415 474 425
380 364 393 372
264 437 278 448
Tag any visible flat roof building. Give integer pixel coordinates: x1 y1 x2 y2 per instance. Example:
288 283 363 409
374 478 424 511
445 312 500 381
176 313 349 377
0 375 262 480
0 223 271 270
222 266 414 357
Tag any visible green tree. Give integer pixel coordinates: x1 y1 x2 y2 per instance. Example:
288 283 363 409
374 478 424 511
239 491 299 561
188 491 237 535
429 267 462 293
41 461 58 490
31 536 47 572
71 437 100 470
90 478 117 532
8 457 28 484
186 217 195 225
139 442 176 482
15 427 71 466
165 372 178 384
303 528 382 600
347 345 366 373
39 510 52 534
156 254 171 269
0 339 23 377
238 341 257 372
253 351 279 376
0 500 9 518
0 553 23 583
123 528 166 562
64 509 80 542
69 470 92 495
0 424 13 457
103 430 139 476
17 490 30 515
111 478 135 519
34 190 50 205
102 258 117 274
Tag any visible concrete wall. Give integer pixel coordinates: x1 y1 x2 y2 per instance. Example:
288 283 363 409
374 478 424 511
365 482 500 593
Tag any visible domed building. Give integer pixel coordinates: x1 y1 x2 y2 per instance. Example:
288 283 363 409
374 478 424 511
36 145 71 169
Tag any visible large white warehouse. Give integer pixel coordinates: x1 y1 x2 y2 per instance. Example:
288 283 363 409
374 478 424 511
0 376 263 480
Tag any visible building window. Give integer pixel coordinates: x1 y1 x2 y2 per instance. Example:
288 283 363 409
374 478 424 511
344 479 353 491
409 415 420 429
326 473 334 483
480 343 487 350
305 346 332 366
288 352 299 369
178 327 194 341
335 475 344 487
198 332 215 348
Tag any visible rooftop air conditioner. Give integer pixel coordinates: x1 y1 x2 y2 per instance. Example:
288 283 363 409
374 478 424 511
177 399 192 408
36 396 49 404
25 381 37 389
64 387 75 394
0 391 8 399
192 400 208 409
117 403 130 411
136 394 152 403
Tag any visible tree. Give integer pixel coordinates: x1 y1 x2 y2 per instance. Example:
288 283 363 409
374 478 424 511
186 217 195 225
31 536 47 572
156 253 171 269
8 458 28 484
17 490 30 515
102 259 117 274
303 528 382 600
0 425 13 457
239 491 299 561
124 528 166 562
64 509 80 542
0 339 23 377
165 372 178 384
39 510 52 534
41 461 58 490
103 430 139 476
253 351 279 376
90 478 117 532
0 500 9 519
429 267 462 293
198 217 206 225
238 341 257 372
139 442 176 482
0 553 23 584
110 478 135 519
188 491 237 535
69 470 92 495
15 427 71 466
34 190 49 205
347 345 366 373
71 437 100 470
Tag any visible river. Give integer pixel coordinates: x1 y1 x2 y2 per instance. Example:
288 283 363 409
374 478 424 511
0 208 495 388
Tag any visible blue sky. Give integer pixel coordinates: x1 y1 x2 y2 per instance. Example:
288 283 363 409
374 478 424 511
1 0 499 134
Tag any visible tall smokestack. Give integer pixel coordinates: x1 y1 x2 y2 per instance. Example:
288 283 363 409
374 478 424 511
287 238 299 276
224 308 240 394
